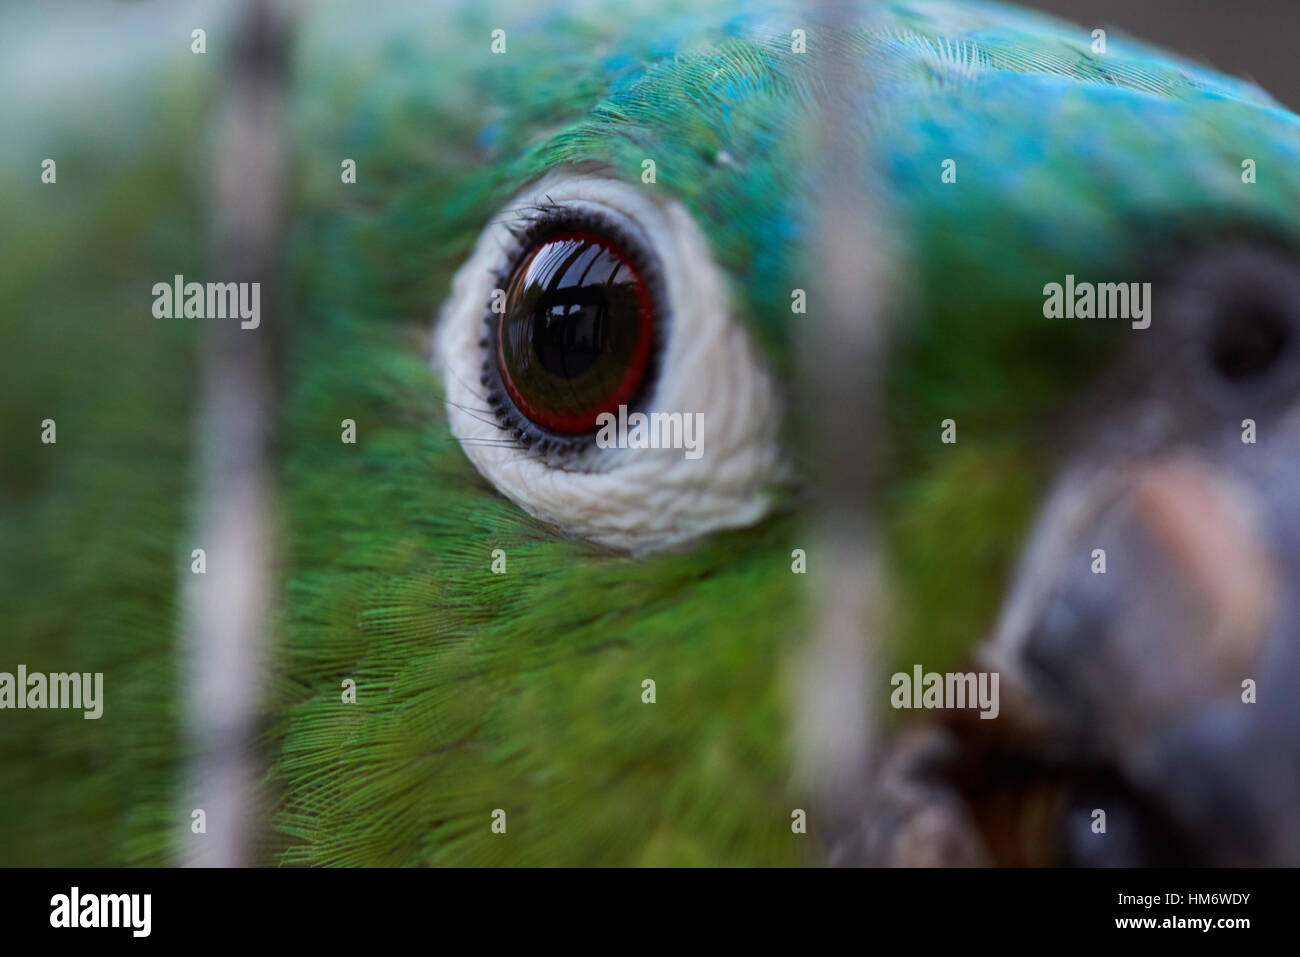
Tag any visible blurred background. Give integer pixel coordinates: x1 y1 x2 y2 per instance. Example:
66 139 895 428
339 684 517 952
1028 0 1298 108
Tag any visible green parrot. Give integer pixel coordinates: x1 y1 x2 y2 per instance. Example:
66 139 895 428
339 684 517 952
3 0 1300 868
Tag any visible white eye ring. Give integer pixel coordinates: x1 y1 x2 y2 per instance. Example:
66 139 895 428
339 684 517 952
433 167 784 554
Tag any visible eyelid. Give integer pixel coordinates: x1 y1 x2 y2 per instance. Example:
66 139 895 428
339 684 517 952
500 200 657 267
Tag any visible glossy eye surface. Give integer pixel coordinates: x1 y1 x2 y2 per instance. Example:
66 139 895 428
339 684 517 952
492 230 656 435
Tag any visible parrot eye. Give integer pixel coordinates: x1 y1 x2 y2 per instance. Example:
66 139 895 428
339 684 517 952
1210 301 1290 382
1191 248 1300 390
434 169 784 553
487 220 662 437
1149 245 1300 404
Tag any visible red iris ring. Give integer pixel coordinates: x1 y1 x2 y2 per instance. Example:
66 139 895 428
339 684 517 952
496 230 656 435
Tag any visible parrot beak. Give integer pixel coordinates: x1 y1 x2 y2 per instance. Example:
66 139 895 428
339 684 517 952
981 451 1300 864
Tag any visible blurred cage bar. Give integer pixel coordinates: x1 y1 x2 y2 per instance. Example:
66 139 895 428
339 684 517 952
177 0 289 868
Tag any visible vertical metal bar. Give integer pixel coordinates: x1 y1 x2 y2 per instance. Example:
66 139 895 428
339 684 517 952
793 0 894 856
178 0 288 868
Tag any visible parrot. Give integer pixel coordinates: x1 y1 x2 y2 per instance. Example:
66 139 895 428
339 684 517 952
2 0 1300 868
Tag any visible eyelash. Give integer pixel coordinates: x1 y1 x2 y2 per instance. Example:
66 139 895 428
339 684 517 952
478 203 671 460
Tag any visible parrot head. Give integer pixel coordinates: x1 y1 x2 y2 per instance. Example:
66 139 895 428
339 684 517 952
273 0 1300 866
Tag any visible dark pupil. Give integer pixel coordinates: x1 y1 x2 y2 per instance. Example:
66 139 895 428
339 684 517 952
497 231 652 433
